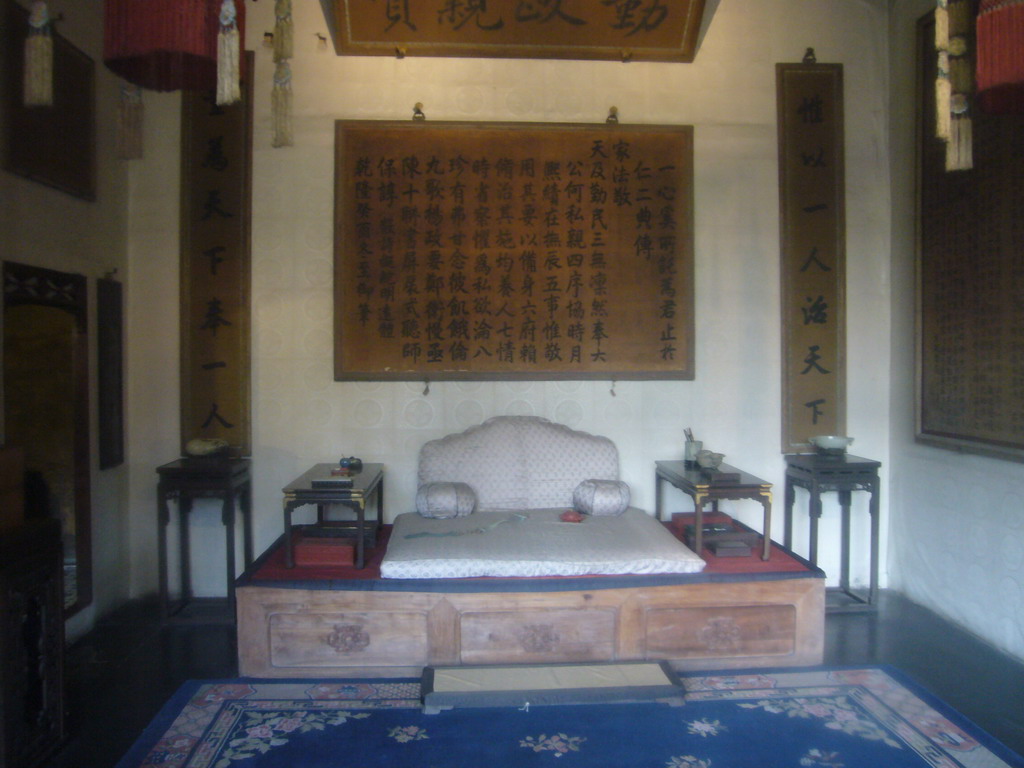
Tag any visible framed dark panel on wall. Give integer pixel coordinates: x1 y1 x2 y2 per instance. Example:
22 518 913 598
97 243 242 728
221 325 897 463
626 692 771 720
334 120 694 381
97 277 124 469
0 0 95 200
915 13 1024 462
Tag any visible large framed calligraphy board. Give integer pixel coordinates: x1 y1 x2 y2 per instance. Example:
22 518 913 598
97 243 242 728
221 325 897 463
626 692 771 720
916 15 1024 463
777 62 846 452
323 0 708 62
334 120 694 381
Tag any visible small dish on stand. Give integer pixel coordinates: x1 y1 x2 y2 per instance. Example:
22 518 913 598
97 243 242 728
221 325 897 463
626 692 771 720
809 435 853 457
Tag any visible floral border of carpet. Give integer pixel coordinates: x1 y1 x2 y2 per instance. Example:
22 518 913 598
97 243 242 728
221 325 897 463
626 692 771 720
116 667 1023 768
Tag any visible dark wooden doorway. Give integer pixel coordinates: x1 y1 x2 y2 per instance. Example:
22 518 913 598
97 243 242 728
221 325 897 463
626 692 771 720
3 261 92 616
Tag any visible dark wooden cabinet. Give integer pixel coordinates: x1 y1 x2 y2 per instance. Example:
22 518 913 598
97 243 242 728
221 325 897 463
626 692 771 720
0 519 65 768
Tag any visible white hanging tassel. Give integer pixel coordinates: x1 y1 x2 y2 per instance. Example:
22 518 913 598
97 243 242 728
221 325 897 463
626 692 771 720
935 1 951 139
117 84 144 160
944 0 974 170
23 1 53 107
272 60 293 147
946 100 973 171
216 0 241 106
274 0 293 62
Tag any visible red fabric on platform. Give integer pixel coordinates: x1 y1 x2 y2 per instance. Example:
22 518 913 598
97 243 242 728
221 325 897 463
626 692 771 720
247 514 810 583
666 513 809 574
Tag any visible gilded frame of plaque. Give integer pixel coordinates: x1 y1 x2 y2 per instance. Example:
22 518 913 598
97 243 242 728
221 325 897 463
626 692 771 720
334 120 694 381
324 0 708 63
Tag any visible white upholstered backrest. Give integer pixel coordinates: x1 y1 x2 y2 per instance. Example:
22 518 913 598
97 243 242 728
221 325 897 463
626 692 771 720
418 416 620 511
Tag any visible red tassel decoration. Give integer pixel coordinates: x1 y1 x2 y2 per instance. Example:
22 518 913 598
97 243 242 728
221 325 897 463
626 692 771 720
976 0 1024 113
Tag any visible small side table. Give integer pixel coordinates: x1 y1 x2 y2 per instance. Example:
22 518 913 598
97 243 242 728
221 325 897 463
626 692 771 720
283 463 384 569
655 460 773 560
783 453 880 610
156 458 253 621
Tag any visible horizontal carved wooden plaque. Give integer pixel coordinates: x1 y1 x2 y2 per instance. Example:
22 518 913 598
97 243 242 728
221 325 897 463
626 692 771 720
325 0 708 62
334 120 694 381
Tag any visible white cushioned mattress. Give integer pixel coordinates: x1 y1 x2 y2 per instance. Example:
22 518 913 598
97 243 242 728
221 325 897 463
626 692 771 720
380 509 706 579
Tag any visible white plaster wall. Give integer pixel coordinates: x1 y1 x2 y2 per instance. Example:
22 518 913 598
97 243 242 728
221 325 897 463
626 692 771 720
0 0 132 639
127 0 894 598
887 0 1024 662
125 92 183 603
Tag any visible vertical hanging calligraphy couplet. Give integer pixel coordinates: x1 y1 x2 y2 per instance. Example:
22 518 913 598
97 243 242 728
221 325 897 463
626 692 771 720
179 52 254 456
777 61 846 452
333 121 694 381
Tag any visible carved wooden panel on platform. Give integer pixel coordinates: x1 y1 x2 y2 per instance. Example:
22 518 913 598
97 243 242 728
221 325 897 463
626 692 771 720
916 15 1024 462
334 120 694 380
235 577 825 676
460 608 617 664
324 0 708 62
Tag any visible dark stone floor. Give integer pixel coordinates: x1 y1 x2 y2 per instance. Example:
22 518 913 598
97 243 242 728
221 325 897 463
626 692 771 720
40 590 1024 767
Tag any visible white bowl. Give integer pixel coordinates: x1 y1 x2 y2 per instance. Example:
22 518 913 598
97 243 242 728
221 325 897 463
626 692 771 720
809 435 854 451
696 450 725 469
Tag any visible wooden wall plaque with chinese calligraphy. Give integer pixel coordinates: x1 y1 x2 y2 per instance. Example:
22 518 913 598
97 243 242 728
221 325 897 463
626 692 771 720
179 54 254 457
777 63 846 452
916 15 1024 462
324 0 708 62
334 120 694 381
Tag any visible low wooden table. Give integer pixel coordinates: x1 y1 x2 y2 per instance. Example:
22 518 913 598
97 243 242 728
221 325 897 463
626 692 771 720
655 460 773 560
282 463 384 569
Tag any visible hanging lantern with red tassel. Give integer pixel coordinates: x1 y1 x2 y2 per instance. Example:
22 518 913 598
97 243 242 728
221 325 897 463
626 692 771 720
103 0 245 97
976 0 1024 114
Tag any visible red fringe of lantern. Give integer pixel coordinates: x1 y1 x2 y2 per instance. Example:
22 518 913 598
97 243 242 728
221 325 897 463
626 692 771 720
103 0 245 93
976 0 1024 113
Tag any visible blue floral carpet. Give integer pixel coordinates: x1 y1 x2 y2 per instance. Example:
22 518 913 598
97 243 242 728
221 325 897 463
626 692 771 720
116 666 1023 768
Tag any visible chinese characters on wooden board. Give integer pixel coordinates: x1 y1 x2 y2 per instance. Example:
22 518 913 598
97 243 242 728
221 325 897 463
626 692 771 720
331 0 708 62
777 63 846 452
180 64 253 457
334 122 694 380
